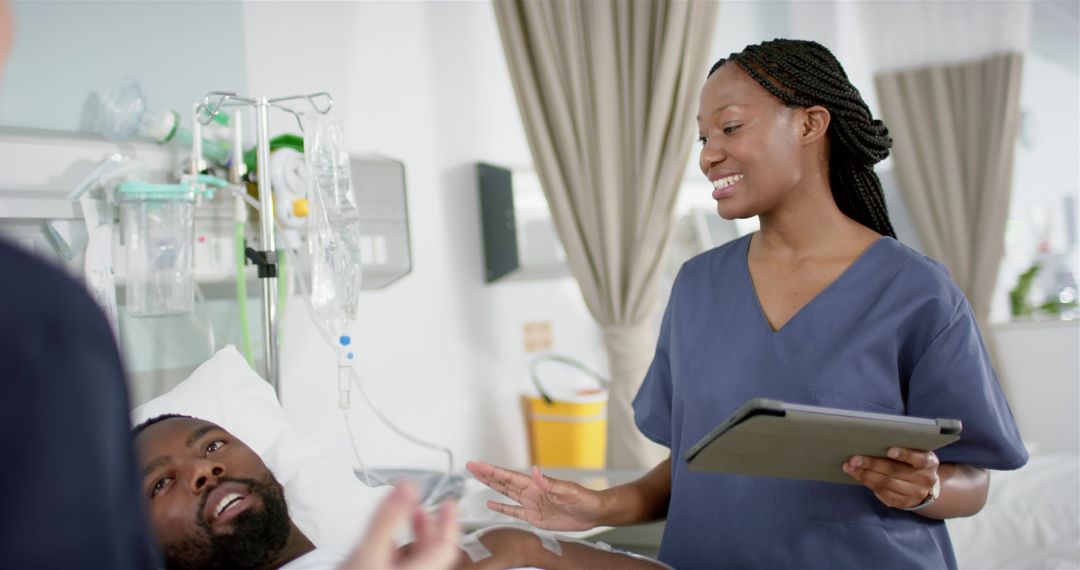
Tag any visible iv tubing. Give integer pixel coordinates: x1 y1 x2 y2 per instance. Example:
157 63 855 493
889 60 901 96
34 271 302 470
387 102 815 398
343 408 376 488
234 220 253 366
229 110 254 367
277 249 288 347
193 283 216 358
191 104 203 175
349 368 454 507
222 181 454 506
226 175 285 351
277 226 454 507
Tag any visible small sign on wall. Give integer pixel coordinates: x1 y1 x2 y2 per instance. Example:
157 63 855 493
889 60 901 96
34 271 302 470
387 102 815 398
523 320 553 353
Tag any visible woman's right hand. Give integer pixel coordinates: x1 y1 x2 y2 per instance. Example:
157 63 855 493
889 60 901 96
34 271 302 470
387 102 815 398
465 461 605 531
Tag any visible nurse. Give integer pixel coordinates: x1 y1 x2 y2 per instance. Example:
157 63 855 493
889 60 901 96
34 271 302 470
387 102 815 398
468 38 1028 569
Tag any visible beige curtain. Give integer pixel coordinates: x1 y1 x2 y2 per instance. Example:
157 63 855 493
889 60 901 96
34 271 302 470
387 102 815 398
493 0 718 468
875 53 1024 332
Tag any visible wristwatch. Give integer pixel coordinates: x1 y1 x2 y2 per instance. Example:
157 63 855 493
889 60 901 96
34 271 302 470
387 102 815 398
902 476 941 512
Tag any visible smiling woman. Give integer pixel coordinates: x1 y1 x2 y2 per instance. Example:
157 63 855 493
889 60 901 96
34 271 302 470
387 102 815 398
471 38 1028 570
641 39 1026 568
698 40 894 238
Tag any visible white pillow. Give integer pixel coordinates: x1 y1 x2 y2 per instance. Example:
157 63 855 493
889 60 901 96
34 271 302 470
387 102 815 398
131 345 390 550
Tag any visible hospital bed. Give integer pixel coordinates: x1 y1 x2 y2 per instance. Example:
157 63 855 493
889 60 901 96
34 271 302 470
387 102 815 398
947 451 1079 569
132 346 1080 567
458 467 665 557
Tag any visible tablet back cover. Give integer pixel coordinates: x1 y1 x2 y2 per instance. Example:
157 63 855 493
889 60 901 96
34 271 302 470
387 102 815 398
686 408 960 485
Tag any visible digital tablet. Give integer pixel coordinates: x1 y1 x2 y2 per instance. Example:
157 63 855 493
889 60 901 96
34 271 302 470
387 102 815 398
685 398 962 485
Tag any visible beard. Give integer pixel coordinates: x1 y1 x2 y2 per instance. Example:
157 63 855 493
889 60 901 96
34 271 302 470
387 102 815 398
163 473 291 570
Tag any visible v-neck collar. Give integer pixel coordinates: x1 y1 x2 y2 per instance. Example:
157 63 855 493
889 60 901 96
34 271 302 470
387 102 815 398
739 233 893 360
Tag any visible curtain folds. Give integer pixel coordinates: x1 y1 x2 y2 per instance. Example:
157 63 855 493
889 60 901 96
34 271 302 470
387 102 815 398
875 52 1024 356
493 0 718 467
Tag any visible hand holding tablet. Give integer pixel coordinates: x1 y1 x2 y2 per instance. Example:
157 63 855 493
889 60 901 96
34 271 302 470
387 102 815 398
685 398 961 485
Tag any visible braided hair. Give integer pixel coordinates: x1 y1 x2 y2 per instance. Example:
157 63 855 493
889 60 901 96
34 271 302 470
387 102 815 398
709 39 896 238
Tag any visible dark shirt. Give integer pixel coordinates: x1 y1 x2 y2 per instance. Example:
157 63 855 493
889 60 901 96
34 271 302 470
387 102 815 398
0 238 160 569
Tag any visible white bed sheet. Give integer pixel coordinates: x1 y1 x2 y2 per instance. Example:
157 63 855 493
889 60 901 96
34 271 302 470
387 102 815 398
948 453 1080 569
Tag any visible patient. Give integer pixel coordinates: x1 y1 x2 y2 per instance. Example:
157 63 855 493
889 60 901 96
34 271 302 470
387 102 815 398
134 414 665 569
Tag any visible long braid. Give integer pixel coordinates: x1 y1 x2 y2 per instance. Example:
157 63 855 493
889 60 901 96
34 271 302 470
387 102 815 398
709 39 896 238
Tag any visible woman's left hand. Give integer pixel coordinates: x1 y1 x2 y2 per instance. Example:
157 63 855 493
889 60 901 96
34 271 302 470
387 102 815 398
843 447 940 509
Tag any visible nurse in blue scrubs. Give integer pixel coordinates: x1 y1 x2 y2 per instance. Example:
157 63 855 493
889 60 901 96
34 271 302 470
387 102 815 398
468 38 1027 569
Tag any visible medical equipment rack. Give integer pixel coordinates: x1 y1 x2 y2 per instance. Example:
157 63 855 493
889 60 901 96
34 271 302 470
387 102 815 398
196 91 334 398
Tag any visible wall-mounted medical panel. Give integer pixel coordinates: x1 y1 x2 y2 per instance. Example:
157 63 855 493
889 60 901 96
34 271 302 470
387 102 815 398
351 155 412 289
0 127 178 274
476 162 569 283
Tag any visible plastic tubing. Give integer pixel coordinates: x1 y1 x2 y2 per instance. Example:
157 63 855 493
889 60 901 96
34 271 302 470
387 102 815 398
349 369 454 507
191 104 203 175
234 219 254 366
343 407 379 488
275 224 454 507
193 283 216 358
229 185 454 506
277 249 288 347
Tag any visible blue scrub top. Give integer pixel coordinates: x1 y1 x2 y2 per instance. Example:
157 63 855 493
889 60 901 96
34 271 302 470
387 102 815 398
633 234 1028 570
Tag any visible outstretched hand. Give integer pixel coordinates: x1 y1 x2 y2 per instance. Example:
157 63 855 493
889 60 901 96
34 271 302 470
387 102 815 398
339 482 460 570
466 461 604 531
844 447 940 510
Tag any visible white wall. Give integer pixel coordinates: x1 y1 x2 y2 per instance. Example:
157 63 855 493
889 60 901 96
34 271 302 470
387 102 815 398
254 1 1077 473
0 1 248 133
6 0 1070 474
242 1 608 470
991 321 1080 454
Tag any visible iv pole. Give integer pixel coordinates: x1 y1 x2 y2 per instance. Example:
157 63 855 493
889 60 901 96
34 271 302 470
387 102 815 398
196 91 333 398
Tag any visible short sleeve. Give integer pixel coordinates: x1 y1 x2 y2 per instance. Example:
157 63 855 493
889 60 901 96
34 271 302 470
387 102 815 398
906 298 1028 470
633 291 675 449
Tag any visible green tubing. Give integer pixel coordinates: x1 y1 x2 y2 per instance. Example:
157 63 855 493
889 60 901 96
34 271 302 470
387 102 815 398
235 222 254 367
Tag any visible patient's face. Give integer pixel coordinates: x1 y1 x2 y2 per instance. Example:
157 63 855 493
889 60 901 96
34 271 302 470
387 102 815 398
135 417 291 570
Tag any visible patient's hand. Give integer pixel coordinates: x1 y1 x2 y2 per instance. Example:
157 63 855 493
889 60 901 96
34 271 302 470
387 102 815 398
339 482 460 570
843 447 940 509
466 462 603 531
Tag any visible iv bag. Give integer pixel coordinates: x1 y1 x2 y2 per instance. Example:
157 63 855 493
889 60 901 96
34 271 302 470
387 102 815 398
305 114 362 335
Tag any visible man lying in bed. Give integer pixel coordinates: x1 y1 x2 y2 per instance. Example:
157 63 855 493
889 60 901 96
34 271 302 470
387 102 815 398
134 414 666 570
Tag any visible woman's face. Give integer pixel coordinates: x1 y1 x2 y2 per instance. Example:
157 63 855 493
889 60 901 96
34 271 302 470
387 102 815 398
697 62 808 220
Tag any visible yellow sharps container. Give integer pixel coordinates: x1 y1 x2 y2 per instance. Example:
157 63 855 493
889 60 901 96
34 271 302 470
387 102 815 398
523 355 609 469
